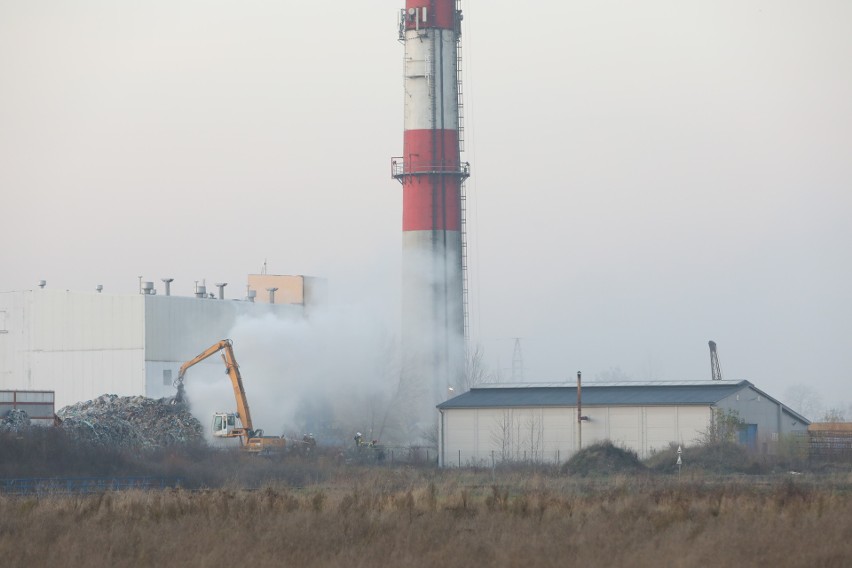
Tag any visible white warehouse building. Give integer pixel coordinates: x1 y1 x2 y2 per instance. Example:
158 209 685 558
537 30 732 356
436 381 810 467
0 276 323 409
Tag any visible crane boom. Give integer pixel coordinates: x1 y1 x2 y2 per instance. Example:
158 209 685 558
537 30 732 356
174 339 286 453
174 339 254 438
709 340 723 381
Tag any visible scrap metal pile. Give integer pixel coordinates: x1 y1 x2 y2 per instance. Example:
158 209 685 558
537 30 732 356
55 394 205 450
0 409 32 433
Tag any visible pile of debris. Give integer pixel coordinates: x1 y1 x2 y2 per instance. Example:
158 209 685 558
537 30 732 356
57 394 204 450
0 409 32 433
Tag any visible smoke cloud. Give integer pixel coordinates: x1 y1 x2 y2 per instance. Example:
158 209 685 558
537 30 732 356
182 299 410 447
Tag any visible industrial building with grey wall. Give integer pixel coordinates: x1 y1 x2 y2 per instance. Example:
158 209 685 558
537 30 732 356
436 380 810 467
0 275 323 408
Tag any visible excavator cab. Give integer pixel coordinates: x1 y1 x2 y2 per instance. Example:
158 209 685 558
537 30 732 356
212 412 239 438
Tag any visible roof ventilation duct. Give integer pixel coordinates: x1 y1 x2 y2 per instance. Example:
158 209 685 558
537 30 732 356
266 287 278 304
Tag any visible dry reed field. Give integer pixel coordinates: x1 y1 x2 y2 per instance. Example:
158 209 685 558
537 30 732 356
2 469 852 568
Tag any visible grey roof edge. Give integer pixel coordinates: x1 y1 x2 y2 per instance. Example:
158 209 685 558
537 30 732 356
475 379 749 389
438 401 723 410
437 381 812 425
437 381 754 410
743 383 812 425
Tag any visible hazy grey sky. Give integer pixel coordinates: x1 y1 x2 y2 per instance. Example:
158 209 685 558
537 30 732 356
1 1 850 415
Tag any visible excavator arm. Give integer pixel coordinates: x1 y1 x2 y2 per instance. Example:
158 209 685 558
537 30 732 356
173 339 255 437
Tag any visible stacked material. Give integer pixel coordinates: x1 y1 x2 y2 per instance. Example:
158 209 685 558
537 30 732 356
57 394 204 450
0 408 31 432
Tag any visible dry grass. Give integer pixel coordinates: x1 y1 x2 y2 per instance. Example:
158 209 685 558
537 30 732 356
2 472 852 567
3 432 852 566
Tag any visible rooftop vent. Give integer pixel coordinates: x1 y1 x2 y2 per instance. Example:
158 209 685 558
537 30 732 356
161 278 174 296
266 287 278 304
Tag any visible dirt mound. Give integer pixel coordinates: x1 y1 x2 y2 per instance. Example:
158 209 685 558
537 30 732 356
562 441 647 476
57 394 204 450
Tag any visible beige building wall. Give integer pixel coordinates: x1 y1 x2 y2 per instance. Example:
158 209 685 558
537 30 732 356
247 275 327 311
439 405 713 467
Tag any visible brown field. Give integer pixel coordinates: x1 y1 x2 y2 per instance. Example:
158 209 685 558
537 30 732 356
2 468 852 568
2 432 851 567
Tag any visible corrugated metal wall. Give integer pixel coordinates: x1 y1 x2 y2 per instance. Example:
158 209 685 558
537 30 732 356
0 290 145 408
0 290 306 408
717 386 810 454
440 405 712 467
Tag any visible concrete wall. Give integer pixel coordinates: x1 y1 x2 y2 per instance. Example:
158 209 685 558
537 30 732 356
439 405 712 467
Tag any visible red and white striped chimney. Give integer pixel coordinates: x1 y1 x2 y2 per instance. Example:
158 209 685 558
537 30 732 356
392 1 469 424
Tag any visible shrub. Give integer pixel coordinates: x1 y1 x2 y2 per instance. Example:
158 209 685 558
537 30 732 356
561 441 647 477
645 441 766 475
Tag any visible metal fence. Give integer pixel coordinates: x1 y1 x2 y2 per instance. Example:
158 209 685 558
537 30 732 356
443 449 565 468
347 445 437 466
809 430 852 462
0 476 183 496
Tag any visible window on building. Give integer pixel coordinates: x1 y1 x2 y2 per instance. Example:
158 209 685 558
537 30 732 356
163 369 172 386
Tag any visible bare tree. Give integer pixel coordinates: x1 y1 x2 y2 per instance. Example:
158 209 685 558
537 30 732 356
818 407 847 423
783 384 824 421
525 411 543 462
491 409 515 462
458 343 497 392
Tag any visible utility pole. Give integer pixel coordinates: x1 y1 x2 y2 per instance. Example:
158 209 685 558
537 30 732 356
577 371 589 451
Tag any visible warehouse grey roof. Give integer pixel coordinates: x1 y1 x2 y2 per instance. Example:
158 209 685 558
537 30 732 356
481 380 746 389
437 380 752 409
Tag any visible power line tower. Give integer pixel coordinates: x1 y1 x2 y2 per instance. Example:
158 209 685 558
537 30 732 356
512 338 525 381
709 340 723 381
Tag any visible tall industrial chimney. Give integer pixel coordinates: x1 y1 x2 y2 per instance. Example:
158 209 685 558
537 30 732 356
393 1 469 426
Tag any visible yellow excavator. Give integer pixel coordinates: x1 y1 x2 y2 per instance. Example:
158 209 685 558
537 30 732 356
173 339 286 454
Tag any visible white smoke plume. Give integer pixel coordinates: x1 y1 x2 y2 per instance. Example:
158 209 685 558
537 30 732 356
182 301 408 447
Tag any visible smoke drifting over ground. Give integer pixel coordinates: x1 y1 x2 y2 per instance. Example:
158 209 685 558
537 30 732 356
400 239 467 426
183 302 408 447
